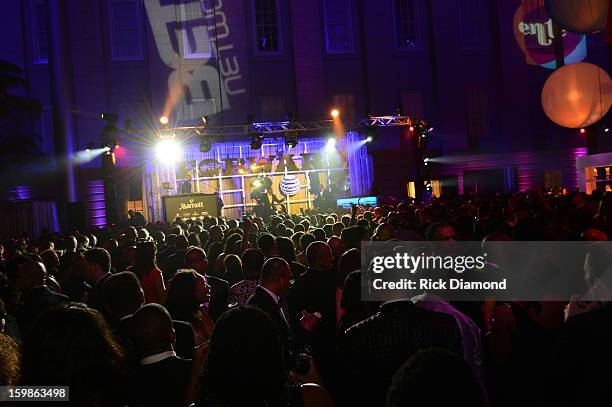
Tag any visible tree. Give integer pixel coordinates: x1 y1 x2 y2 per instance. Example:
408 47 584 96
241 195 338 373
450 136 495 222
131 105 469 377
0 60 46 181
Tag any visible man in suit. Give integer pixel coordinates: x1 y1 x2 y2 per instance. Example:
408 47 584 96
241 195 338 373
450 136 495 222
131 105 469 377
247 257 294 349
288 242 337 381
15 258 69 334
104 271 195 360
179 174 192 194
185 247 229 321
339 297 462 406
83 248 112 318
128 304 193 406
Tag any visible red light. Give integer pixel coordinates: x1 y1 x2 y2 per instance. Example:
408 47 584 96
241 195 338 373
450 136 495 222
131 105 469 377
580 128 586 134
409 126 415 132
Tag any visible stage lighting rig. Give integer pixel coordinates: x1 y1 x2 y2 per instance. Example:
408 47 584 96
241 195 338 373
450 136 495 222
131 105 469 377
285 132 298 149
199 136 212 153
250 133 263 149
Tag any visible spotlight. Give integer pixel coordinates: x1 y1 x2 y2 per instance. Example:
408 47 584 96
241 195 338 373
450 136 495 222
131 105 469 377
159 116 169 125
580 128 586 134
428 127 434 133
155 139 182 163
331 109 340 118
606 128 610 133
409 126 415 132
364 127 378 144
285 133 298 149
199 136 212 153
325 137 336 153
201 116 209 125
100 113 118 122
250 134 263 149
423 157 429 166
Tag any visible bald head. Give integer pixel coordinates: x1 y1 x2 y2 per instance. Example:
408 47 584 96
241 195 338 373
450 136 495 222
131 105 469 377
129 304 175 357
15 259 47 291
260 257 292 297
306 241 333 271
104 272 144 321
261 257 290 284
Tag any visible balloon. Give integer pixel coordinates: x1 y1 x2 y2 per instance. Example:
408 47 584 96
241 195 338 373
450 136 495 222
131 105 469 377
541 62 612 128
546 0 608 34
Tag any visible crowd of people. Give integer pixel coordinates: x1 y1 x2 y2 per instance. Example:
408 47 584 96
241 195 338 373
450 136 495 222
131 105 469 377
0 188 611 406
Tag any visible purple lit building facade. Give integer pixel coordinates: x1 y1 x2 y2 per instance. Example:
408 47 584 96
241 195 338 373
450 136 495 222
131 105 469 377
1 0 610 226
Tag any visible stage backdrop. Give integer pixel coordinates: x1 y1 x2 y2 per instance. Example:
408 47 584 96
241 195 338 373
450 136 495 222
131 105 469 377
144 132 373 220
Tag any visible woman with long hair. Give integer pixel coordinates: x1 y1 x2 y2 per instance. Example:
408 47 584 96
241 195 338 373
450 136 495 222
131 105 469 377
165 269 214 345
132 241 165 304
21 303 126 405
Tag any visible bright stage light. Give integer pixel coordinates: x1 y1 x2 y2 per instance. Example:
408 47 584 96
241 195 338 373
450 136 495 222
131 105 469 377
325 138 337 154
606 128 610 133
366 136 373 142
331 109 340 118
580 128 586 134
155 139 182 163
409 126 415 132
159 116 169 125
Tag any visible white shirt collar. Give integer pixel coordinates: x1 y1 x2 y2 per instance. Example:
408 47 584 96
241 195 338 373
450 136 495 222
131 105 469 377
260 285 280 304
140 350 176 365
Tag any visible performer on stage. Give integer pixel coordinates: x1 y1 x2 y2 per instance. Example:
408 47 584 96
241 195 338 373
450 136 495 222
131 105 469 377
179 174 192 194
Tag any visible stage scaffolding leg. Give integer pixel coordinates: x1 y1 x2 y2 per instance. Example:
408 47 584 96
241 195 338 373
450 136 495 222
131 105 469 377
240 174 246 217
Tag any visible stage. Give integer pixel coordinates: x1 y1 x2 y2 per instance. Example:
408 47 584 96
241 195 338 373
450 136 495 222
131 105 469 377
144 132 373 220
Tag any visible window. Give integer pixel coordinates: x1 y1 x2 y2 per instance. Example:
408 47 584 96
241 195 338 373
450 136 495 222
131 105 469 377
180 0 212 59
332 93 356 121
465 86 488 150
254 0 281 53
260 95 285 120
323 0 354 53
544 171 562 189
393 0 419 49
400 90 424 117
459 0 487 49
110 0 144 60
32 0 48 63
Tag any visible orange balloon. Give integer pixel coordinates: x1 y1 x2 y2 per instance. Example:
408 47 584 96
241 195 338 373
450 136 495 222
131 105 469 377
541 62 612 128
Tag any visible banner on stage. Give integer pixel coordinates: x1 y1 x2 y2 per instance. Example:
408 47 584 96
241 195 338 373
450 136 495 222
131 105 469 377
162 193 219 221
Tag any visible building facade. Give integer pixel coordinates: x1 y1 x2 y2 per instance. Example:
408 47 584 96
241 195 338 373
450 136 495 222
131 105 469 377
1 0 610 225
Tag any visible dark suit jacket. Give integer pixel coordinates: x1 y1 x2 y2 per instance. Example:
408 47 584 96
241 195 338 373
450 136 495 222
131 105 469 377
115 317 196 361
559 303 612 406
288 267 337 353
339 300 462 406
206 274 229 321
247 286 294 353
130 355 192 406
87 273 111 318
17 285 69 333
